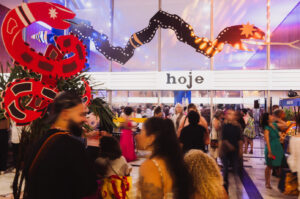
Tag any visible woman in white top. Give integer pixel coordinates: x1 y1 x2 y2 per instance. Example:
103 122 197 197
10 121 30 168
136 117 193 199
209 110 224 160
135 108 143 131
95 136 131 177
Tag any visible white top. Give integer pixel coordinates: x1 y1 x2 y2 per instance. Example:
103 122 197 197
95 156 132 177
171 114 177 126
10 121 30 144
169 107 175 116
288 136 300 173
211 124 218 140
136 113 143 130
145 108 152 118
253 109 260 122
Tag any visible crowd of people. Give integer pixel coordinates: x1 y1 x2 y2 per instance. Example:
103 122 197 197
0 92 299 199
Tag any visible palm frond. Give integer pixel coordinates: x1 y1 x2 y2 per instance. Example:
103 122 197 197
88 97 116 132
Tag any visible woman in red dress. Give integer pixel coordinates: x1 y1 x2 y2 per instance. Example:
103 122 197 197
120 106 137 162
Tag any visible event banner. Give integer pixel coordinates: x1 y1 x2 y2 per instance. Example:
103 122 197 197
88 70 300 91
158 71 212 90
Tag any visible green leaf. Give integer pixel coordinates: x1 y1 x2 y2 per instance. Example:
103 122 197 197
88 97 116 132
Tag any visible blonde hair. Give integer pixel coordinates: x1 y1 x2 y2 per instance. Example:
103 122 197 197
175 103 183 114
184 150 224 199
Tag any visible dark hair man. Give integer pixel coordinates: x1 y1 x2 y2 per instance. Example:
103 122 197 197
220 109 243 193
177 103 208 137
179 111 208 154
154 106 163 118
24 92 97 199
0 118 9 175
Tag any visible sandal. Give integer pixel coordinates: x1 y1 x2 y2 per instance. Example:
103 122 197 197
265 184 272 189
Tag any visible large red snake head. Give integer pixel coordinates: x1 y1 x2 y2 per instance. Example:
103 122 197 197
1 2 86 80
0 2 87 125
28 2 75 30
216 23 265 51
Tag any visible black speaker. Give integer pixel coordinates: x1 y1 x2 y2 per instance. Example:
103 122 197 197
288 90 298 97
254 100 259 109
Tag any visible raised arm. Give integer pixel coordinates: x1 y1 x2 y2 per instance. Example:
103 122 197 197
264 129 273 158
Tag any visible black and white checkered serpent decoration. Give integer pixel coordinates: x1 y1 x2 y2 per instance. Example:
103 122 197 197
71 10 265 65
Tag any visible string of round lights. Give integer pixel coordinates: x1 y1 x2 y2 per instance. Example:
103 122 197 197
70 10 265 64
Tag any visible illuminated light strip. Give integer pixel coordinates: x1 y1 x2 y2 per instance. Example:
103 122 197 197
195 38 202 43
15 7 29 26
206 47 213 54
133 33 143 45
212 50 218 56
200 42 207 49
129 38 137 48
240 43 249 51
234 43 240 49
217 42 224 50
254 32 262 39
212 39 218 46
72 10 265 65
21 3 36 23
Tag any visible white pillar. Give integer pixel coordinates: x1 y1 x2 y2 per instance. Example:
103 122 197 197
158 0 162 105
108 0 114 107
266 0 271 112
210 0 214 123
